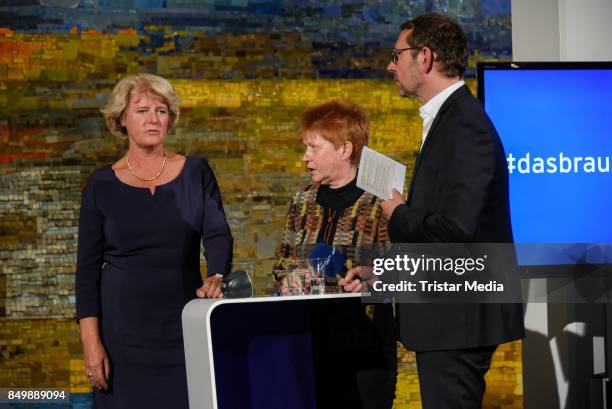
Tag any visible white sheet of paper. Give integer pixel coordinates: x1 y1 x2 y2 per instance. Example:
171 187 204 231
356 146 406 200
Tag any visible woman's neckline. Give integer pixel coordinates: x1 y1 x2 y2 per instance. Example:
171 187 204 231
319 176 358 193
111 155 189 196
316 176 363 210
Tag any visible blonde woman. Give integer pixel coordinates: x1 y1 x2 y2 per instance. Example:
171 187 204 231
75 73 233 408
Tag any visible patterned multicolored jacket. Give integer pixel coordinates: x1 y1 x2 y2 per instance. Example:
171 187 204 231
273 184 389 276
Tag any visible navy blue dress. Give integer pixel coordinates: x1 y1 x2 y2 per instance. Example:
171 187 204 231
75 156 233 409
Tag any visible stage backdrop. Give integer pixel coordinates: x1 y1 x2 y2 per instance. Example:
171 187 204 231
0 1 521 408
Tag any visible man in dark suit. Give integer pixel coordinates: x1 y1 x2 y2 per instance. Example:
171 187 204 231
342 12 525 409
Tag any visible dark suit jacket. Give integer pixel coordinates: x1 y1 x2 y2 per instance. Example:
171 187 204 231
388 85 525 351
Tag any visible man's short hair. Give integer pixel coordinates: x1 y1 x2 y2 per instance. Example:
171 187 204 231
300 99 369 165
400 12 468 78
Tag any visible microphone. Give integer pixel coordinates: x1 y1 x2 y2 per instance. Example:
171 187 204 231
220 270 253 298
308 243 348 278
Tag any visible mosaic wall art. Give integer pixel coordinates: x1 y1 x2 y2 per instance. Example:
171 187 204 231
0 1 519 408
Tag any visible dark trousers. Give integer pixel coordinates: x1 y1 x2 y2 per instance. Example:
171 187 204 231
311 301 397 409
415 345 497 409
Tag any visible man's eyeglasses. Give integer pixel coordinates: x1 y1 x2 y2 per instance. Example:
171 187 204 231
391 47 422 64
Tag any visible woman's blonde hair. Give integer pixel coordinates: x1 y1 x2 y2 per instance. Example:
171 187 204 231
101 73 180 138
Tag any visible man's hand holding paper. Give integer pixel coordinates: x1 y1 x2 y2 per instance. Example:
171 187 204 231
380 188 405 219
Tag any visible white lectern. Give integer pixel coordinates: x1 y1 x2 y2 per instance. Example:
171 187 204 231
182 293 361 409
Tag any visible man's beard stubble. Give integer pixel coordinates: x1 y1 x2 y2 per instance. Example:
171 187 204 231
394 72 421 100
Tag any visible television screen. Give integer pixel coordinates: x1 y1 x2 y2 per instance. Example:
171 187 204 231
477 62 612 267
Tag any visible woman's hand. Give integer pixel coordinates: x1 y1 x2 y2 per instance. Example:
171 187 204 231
272 274 293 296
83 339 110 390
196 275 224 298
79 317 110 390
